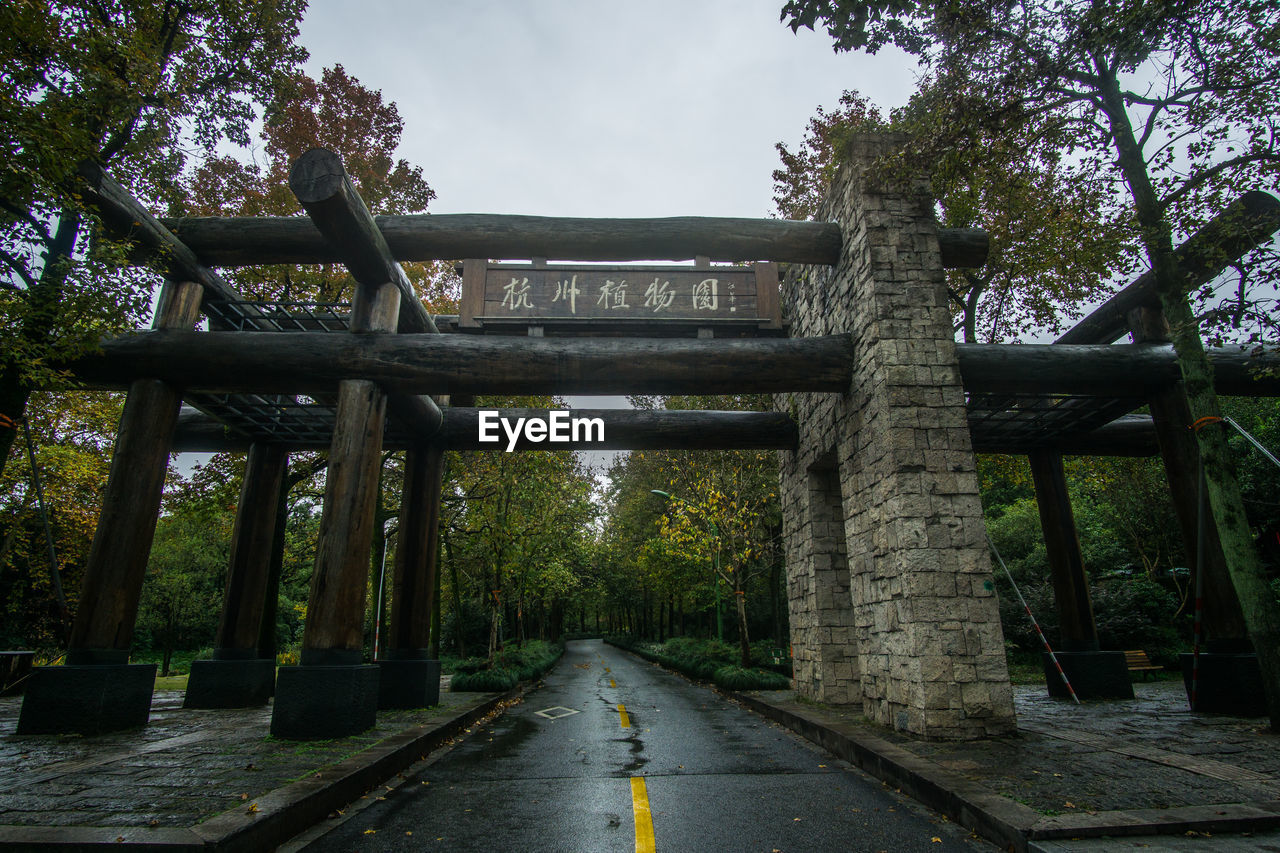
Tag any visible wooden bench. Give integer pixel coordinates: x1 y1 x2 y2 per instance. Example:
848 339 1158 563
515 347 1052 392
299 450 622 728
1125 650 1163 680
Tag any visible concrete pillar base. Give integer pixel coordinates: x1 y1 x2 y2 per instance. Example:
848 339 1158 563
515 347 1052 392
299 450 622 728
183 656 276 709
16 663 156 735
1043 651 1134 700
1181 653 1265 716
270 664 379 739
377 653 441 709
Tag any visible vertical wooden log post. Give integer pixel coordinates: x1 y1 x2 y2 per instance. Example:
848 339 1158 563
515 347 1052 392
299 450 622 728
185 443 287 708
1028 452 1132 700
1129 307 1260 714
1029 452 1099 650
18 280 203 735
378 440 445 708
270 371 392 737
272 147 414 738
256 461 293 664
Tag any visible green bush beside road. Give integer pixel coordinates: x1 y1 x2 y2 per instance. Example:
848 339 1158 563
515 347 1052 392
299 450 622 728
608 635 795 690
450 640 564 692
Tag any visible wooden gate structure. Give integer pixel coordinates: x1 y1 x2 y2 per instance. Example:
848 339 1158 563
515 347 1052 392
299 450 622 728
14 138 1280 740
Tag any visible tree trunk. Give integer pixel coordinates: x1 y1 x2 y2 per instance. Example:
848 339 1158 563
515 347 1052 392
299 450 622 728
429 544 442 659
735 576 751 668
0 208 81 481
162 609 175 678
445 539 465 658
1097 62 1280 729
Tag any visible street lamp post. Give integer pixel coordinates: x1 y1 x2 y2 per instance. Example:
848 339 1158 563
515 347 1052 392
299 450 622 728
652 490 723 642
373 518 396 661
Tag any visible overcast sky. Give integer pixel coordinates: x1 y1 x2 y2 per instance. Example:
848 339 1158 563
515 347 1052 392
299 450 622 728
297 0 917 219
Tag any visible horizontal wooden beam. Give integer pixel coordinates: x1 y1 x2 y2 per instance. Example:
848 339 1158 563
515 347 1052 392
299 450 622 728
77 162 242 304
957 343 1280 396
71 332 855 396
1056 191 1280 345
156 214 987 268
387 392 443 438
173 407 799 453
175 403 1160 457
971 415 1160 457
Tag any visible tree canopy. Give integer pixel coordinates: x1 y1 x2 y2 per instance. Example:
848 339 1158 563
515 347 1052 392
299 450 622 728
0 0 308 476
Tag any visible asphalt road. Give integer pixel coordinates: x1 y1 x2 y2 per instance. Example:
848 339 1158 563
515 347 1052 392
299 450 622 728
292 639 994 852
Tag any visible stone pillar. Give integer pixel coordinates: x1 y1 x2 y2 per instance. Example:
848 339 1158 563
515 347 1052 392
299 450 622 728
378 441 444 709
271 281 399 739
185 443 287 709
776 134 1015 739
783 453 860 702
18 279 203 735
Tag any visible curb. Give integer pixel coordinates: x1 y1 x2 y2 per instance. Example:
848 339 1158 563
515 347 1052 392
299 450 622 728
730 690 1280 852
729 691 1039 852
0 687 521 852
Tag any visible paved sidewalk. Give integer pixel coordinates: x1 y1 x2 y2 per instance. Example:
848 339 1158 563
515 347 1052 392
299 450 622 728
736 681 1280 852
0 680 510 850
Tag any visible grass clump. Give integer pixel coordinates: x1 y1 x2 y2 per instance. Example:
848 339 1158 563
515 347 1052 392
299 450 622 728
712 665 792 691
450 668 519 692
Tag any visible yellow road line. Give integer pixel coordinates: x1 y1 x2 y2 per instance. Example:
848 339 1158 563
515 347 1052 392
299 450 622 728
617 703 630 728
610 678 617 688
630 776 655 853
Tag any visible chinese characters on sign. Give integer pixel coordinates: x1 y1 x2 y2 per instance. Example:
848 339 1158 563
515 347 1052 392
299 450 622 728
460 261 780 329
500 277 534 310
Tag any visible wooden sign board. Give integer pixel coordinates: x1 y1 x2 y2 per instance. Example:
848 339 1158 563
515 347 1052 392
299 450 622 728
459 260 780 332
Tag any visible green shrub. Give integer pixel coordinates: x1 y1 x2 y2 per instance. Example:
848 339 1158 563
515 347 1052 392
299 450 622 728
450 668 518 692
660 637 706 658
449 640 564 691
713 665 792 691
453 656 491 675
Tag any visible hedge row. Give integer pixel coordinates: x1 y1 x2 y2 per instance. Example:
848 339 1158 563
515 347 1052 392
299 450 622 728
450 640 564 692
606 635 793 691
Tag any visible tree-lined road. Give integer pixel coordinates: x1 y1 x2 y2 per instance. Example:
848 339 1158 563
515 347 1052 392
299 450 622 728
295 639 992 852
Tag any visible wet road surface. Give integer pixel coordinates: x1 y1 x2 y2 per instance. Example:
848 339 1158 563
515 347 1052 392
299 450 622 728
292 639 994 852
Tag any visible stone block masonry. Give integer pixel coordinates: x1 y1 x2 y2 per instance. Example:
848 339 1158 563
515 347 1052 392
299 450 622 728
776 134 1015 740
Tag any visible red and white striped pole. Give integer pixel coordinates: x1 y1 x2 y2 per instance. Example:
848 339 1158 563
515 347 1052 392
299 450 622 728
987 533 1081 705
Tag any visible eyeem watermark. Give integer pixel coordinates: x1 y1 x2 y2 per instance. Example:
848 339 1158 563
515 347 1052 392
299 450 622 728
478 410 605 452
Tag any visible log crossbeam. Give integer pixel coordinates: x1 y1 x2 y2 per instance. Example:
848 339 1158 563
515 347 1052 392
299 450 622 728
1056 191 1280 345
156 215 988 269
287 148 442 436
70 334 1280 398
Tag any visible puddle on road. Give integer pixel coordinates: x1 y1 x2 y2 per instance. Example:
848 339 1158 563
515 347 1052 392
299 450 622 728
445 714 540 769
